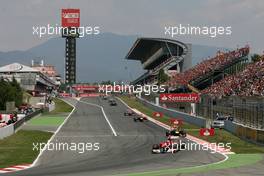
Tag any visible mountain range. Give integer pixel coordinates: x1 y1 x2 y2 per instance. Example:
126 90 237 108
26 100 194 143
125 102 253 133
0 33 228 83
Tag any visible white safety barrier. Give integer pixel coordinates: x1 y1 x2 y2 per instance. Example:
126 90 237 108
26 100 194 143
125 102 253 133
0 124 14 139
48 102 56 112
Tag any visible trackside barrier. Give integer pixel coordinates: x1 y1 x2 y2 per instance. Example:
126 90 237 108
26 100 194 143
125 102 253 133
225 120 264 144
48 102 55 112
137 97 206 127
0 124 14 139
0 109 43 139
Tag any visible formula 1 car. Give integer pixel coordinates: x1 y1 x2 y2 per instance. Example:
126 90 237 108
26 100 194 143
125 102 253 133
133 116 147 122
166 129 186 139
109 99 117 106
124 109 136 116
152 139 186 154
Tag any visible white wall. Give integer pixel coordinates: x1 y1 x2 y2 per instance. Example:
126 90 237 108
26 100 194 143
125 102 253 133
0 124 14 139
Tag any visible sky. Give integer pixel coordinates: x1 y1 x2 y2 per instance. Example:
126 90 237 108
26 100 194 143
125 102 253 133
0 0 263 53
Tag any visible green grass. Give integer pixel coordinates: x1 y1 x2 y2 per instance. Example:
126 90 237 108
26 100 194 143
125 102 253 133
28 116 65 126
119 95 264 154
188 129 264 154
0 130 52 168
45 98 73 115
119 96 199 130
113 154 263 176
26 98 72 127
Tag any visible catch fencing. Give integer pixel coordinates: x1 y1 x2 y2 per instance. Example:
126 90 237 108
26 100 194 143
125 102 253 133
197 95 264 129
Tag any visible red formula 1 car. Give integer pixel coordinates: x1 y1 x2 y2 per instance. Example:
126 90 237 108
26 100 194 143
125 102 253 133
124 109 136 116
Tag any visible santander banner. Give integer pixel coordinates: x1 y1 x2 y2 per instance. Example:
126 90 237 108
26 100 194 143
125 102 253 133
72 85 98 91
61 9 80 27
159 93 200 103
79 93 101 97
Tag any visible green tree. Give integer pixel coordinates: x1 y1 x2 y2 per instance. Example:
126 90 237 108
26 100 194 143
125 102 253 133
59 83 67 92
10 77 23 107
0 78 8 109
158 69 169 85
0 77 23 110
251 54 261 63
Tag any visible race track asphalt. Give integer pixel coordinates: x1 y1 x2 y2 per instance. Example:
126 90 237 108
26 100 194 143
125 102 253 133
7 97 224 176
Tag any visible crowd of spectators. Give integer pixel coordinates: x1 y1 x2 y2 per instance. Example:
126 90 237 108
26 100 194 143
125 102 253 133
202 56 264 98
167 46 250 87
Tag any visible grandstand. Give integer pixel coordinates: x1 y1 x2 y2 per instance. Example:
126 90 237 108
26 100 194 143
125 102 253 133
126 38 192 85
126 38 250 95
202 55 264 97
167 46 250 91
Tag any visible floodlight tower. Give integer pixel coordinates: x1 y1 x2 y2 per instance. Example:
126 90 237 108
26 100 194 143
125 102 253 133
61 9 80 84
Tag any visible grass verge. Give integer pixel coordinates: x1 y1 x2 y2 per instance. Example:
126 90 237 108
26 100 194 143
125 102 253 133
119 95 264 154
28 116 65 126
30 98 73 126
114 154 263 176
119 96 199 130
0 130 52 168
45 98 73 115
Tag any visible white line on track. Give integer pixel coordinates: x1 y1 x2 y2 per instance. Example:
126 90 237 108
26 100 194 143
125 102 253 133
31 98 76 167
79 100 117 137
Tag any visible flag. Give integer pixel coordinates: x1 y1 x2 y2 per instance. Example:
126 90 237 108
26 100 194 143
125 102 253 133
199 128 215 136
153 112 163 118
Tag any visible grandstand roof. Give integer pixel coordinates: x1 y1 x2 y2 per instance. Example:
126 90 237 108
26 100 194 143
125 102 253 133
125 38 187 64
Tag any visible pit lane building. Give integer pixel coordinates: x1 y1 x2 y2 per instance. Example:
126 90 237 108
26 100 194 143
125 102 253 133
0 63 57 95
